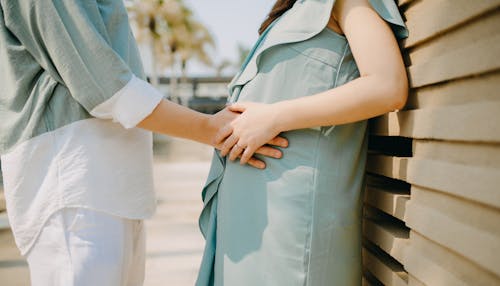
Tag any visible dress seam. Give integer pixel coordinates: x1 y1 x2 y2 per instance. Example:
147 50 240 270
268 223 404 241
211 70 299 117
304 43 349 285
333 42 349 88
286 46 338 69
303 131 322 286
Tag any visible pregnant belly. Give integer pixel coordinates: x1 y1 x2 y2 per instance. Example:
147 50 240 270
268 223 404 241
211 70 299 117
222 127 322 187
216 128 321 252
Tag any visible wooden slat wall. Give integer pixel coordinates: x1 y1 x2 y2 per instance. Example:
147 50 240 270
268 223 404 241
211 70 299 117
363 0 500 285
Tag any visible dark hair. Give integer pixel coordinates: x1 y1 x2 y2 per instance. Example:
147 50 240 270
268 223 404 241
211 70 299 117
258 0 297 34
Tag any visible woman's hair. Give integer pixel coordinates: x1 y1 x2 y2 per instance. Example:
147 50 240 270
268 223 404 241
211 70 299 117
258 0 297 34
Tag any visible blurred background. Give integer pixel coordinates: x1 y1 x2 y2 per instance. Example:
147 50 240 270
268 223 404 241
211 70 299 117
126 0 274 113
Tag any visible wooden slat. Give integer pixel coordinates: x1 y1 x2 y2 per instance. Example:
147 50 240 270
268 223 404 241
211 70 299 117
408 33 500 87
365 186 409 221
366 156 409 181
406 186 500 277
363 246 408 286
406 157 500 206
408 8 500 67
366 155 500 209
363 270 385 286
405 71 500 110
407 275 426 286
363 218 409 264
370 101 500 142
405 231 500 286
412 140 500 168
404 0 500 47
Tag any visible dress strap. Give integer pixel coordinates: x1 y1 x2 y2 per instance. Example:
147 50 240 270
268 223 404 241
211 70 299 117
369 0 408 39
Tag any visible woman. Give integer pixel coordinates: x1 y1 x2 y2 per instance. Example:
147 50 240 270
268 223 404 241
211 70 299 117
0 1 285 285
197 0 408 285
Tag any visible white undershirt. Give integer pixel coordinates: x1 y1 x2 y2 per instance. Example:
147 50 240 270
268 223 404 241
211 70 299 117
1 76 163 255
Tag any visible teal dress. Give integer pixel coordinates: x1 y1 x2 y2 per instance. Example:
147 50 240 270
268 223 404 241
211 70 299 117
197 0 408 285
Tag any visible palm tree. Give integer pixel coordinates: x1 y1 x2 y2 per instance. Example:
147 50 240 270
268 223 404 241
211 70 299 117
176 19 215 83
127 0 214 98
214 59 232 77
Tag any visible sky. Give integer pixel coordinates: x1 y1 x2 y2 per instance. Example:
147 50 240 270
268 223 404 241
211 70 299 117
140 0 274 77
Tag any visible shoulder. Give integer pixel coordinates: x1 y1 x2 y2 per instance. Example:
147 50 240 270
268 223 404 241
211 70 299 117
332 0 370 22
333 0 408 40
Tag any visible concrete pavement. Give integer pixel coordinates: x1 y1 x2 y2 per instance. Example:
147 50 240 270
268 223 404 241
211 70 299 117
144 160 211 285
0 229 30 285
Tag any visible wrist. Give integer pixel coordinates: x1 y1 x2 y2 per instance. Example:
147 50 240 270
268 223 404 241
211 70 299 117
199 113 216 146
273 101 293 132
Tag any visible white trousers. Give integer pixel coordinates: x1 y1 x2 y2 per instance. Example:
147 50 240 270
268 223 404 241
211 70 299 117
25 208 146 286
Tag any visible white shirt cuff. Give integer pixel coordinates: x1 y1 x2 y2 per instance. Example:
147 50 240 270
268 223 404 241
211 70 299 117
90 75 163 129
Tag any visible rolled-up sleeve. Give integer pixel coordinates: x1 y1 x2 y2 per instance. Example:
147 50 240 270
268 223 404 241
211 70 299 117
90 75 163 129
3 0 162 128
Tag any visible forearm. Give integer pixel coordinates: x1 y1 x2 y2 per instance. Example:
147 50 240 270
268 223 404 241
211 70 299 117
137 99 214 146
274 75 407 132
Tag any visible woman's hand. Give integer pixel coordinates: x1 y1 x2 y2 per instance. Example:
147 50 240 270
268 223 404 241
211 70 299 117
209 106 288 169
216 102 285 165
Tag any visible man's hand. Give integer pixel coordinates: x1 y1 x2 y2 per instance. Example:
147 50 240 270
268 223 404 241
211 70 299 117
209 107 288 169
